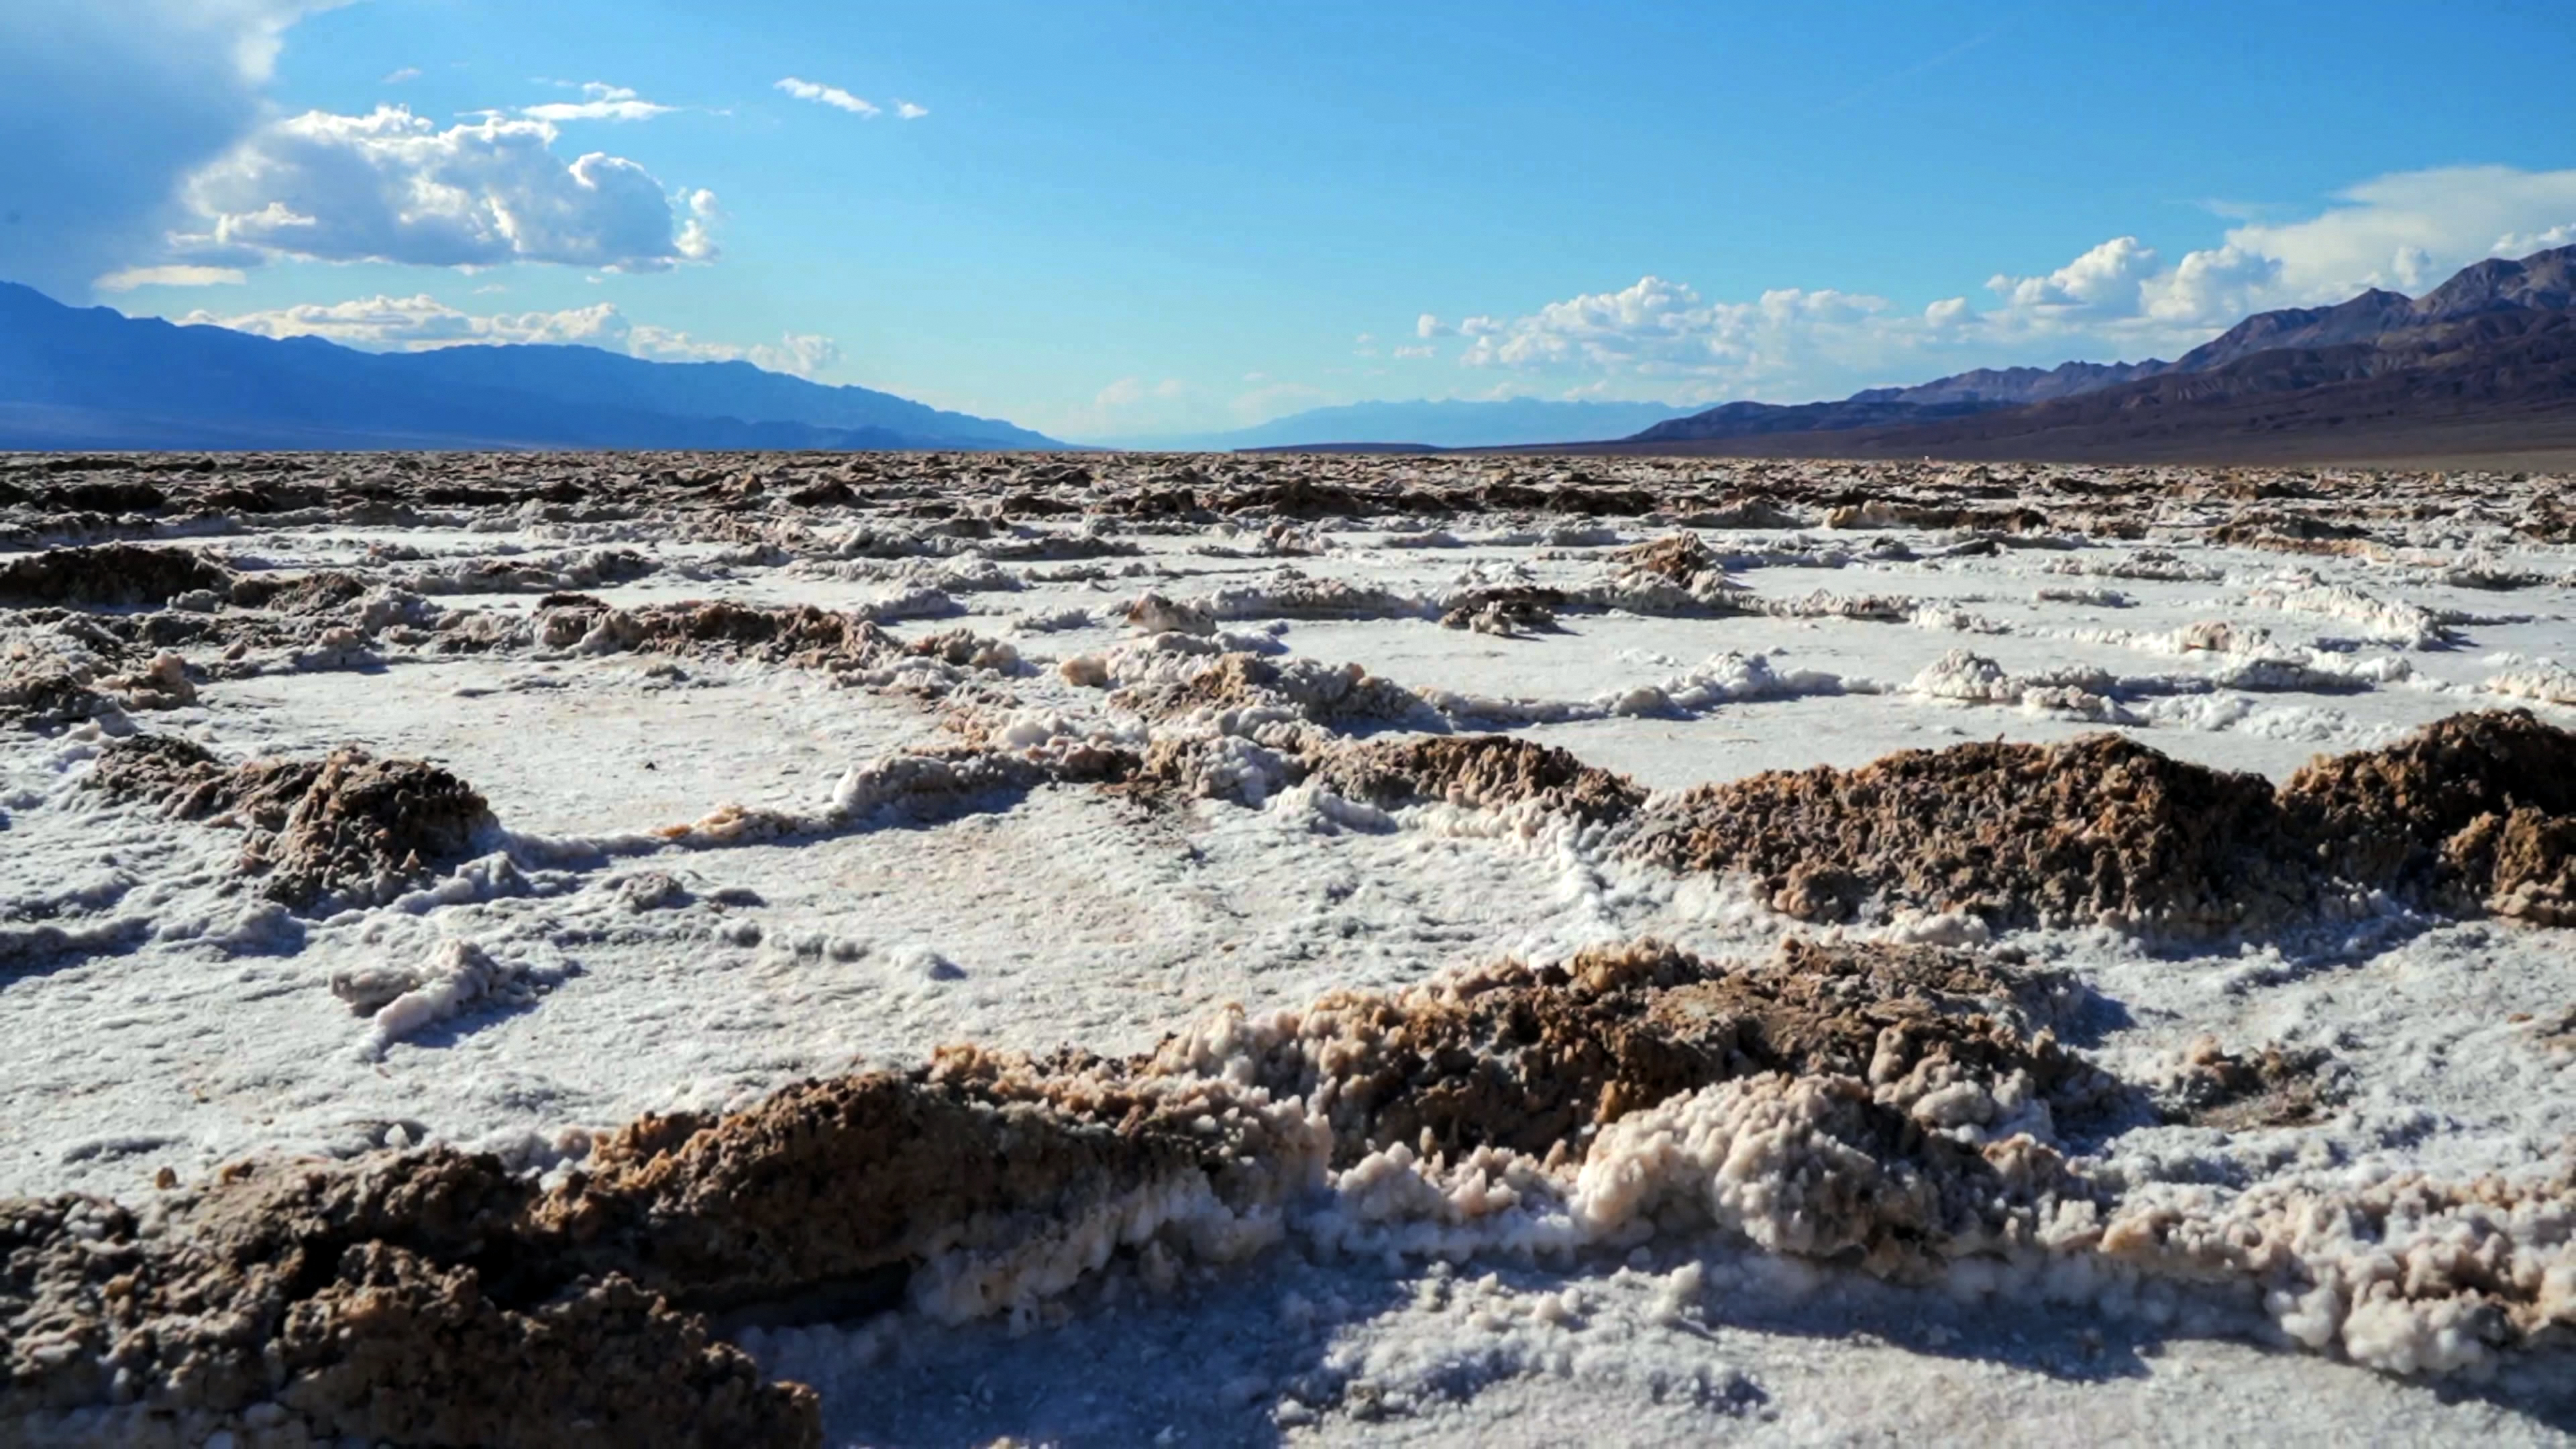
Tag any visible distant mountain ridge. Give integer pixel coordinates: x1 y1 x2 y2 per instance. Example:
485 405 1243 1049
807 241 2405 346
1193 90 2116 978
0 282 1063 451
1102 398 1695 451
1628 244 2576 459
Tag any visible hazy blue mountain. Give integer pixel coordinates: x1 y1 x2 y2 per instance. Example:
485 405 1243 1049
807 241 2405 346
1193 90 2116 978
1099 398 1695 451
0 282 1062 451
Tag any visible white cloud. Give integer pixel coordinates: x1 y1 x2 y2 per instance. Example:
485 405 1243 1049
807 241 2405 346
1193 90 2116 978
180 105 714 271
520 83 676 124
775 76 879 117
95 264 248 291
896 101 928 121
382 66 421 85
1415 313 1452 339
0 0 345 300
2498 222 2576 254
1985 235 2161 320
1983 165 2576 341
1392 344 1435 360
182 293 841 376
1457 275 1898 397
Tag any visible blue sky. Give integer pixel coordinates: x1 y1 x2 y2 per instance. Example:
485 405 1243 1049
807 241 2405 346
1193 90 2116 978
5 0 2573 441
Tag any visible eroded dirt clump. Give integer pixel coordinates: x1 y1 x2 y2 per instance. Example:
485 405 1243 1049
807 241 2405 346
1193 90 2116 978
1307 734 1647 824
1437 586 1562 634
1106 937 2118 1169
0 544 233 608
0 657 113 727
2280 710 2576 923
1615 532 1721 582
2155 1036 2344 1130
1622 733 2304 929
88 735 496 908
1614 712 2576 931
517 598 1016 690
1107 651 1428 727
536 598 900 666
0 1159 818 1448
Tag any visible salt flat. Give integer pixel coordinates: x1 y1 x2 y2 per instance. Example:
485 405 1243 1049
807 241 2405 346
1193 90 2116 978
3 451 2573 1446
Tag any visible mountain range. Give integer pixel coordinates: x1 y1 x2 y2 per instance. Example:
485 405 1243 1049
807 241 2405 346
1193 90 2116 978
0 284 1063 451
1616 244 2576 462
1093 398 1694 451
4 246 2571 462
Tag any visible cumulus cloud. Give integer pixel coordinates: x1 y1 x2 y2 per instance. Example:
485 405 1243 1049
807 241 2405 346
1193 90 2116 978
520 83 677 124
1982 165 2576 340
1985 235 2161 320
179 105 714 271
1428 163 2576 402
776 76 879 117
183 293 841 376
0 0 343 300
382 66 421 85
1457 275 1900 395
896 101 929 121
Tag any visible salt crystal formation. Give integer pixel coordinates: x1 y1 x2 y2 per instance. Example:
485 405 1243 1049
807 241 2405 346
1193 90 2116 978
4 451 2575 1444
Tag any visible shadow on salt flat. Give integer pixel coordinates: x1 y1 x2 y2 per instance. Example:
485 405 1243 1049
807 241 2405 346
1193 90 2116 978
762 1241 2576 1448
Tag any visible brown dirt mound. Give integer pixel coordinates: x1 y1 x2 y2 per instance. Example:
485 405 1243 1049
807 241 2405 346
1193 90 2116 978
521 599 1010 685
0 545 233 608
1617 711 2576 930
89 736 496 908
1120 938 2115 1167
1 1160 816 1448
1307 735 1646 824
1622 732 2303 928
230 570 372 614
2279 709 2576 921
1108 653 1427 727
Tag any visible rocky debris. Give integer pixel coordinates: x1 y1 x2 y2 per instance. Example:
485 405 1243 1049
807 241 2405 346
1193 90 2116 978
88 736 496 908
0 545 233 608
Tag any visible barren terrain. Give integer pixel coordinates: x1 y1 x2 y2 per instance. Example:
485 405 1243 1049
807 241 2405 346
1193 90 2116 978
4 449 2575 1446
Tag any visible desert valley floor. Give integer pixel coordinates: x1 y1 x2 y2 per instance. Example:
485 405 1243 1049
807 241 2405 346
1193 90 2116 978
3 450 2575 1446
